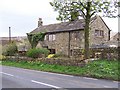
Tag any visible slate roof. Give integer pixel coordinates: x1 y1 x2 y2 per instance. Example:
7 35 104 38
30 15 100 34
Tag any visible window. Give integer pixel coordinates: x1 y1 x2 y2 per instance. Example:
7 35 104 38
100 30 104 36
44 35 47 40
53 35 55 41
49 35 53 41
49 49 56 54
48 34 56 41
95 30 99 36
95 30 104 37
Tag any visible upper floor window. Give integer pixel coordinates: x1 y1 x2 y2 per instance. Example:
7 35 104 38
48 34 56 41
95 30 104 37
52 34 55 41
44 35 47 40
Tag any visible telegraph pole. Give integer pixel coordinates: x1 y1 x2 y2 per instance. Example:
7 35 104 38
9 27 11 43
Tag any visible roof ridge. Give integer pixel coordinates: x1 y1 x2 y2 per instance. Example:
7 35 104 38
30 16 99 34
39 18 85 27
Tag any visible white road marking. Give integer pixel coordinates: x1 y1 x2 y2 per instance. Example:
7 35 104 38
113 81 118 83
1 71 61 88
83 77 98 80
31 80 61 88
0 72 14 77
103 86 110 88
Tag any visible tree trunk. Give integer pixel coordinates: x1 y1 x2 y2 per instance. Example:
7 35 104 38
84 2 91 59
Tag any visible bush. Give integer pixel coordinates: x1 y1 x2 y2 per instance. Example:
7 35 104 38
53 52 67 58
47 54 55 58
0 55 6 60
2 42 18 56
26 48 50 58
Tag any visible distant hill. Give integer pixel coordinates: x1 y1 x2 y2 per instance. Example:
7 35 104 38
0 36 27 46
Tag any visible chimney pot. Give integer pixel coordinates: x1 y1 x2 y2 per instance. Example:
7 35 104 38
38 18 43 27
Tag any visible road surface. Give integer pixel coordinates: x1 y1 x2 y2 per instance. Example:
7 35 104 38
0 65 119 89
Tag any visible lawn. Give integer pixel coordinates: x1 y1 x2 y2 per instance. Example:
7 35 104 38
1 59 119 81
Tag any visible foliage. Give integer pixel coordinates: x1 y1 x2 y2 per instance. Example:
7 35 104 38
0 55 6 60
2 42 18 56
2 59 119 81
53 52 67 58
50 0 118 21
16 37 31 51
84 60 119 80
26 48 50 58
50 0 118 59
27 32 45 48
53 53 61 58
47 54 55 58
47 53 67 58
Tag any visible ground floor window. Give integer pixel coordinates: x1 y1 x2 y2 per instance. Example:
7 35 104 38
43 46 48 49
49 49 56 54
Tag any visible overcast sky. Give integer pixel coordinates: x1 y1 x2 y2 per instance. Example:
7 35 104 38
0 0 118 37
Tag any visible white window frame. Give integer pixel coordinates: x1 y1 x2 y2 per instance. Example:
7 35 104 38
53 34 56 41
48 34 56 41
95 30 104 37
44 35 47 40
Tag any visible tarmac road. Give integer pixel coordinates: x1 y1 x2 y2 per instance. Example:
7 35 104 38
1 65 119 89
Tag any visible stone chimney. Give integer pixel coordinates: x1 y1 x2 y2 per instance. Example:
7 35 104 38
38 18 43 27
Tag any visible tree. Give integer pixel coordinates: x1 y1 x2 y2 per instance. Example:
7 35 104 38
16 37 31 51
2 42 18 56
27 32 45 48
50 0 118 59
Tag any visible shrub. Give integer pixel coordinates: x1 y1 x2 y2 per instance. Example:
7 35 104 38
26 48 50 58
2 42 18 56
53 52 67 58
47 54 55 58
0 55 6 60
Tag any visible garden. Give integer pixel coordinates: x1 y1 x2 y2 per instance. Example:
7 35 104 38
1 41 120 81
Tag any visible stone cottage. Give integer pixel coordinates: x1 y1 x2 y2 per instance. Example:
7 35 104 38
111 32 120 41
105 32 120 47
29 15 111 56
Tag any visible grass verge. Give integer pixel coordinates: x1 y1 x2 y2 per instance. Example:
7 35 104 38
1 59 119 81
